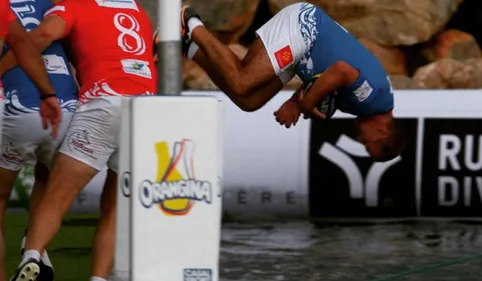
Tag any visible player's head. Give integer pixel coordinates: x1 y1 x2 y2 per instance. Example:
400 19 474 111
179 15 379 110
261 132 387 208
354 111 406 162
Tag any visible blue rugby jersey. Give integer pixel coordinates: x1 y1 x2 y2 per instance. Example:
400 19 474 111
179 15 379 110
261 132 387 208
294 3 393 116
1 0 77 115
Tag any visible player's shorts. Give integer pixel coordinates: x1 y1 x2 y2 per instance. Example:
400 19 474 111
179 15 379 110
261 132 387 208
59 96 122 172
256 2 317 83
0 112 74 171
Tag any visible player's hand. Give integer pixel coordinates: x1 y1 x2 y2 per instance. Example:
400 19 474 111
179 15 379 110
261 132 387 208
273 84 304 128
298 97 326 120
39 95 62 139
274 99 301 128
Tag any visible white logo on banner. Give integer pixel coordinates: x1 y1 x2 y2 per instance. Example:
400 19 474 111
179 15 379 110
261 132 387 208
438 134 482 207
318 135 401 207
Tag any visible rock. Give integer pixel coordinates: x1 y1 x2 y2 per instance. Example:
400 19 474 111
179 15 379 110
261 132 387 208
464 58 482 71
463 58 482 87
267 0 463 46
446 0 482 47
139 0 261 43
182 0 261 44
359 38 407 75
389 75 415 89
267 0 298 13
412 58 482 89
420 29 481 62
400 44 432 77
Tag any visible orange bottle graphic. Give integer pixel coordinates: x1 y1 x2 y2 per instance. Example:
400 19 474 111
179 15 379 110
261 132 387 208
154 139 195 216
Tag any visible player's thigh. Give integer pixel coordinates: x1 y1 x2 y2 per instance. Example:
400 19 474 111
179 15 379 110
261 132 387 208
0 114 47 171
254 2 311 75
59 98 121 171
36 111 74 169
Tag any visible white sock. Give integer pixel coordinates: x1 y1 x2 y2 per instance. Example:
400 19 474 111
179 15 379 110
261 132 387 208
90 277 107 281
41 250 54 268
21 236 26 250
187 42 199 60
20 250 41 265
187 18 203 39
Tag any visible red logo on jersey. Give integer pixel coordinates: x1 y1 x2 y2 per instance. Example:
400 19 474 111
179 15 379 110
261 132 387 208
274 45 293 70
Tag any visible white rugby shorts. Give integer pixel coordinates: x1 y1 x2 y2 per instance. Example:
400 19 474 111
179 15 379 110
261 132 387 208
255 2 315 84
59 96 122 172
0 111 74 171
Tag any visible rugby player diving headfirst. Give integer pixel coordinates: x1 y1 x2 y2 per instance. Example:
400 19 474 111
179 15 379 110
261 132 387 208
181 2 405 162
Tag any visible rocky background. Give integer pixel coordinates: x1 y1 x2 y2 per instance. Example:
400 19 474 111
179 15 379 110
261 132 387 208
141 0 482 90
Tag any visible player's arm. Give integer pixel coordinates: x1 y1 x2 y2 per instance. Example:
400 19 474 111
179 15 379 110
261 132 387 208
0 15 67 76
4 19 55 95
298 61 359 117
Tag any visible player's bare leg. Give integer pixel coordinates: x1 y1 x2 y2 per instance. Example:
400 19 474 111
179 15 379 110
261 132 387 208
0 168 19 281
90 169 117 281
17 154 97 269
28 163 49 214
189 45 240 93
20 163 54 281
181 6 276 95
191 48 283 111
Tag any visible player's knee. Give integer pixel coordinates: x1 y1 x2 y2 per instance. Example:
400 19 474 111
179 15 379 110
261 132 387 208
229 82 250 97
237 100 260 112
240 106 258 112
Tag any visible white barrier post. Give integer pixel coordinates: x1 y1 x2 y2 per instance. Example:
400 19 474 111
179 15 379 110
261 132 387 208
114 0 224 280
114 98 133 281
157 0 181 95
129 96 223 281
114 99 224 281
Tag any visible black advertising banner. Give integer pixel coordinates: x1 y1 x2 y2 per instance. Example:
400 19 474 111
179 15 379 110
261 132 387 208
309 118 418 218
421 119 482 217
